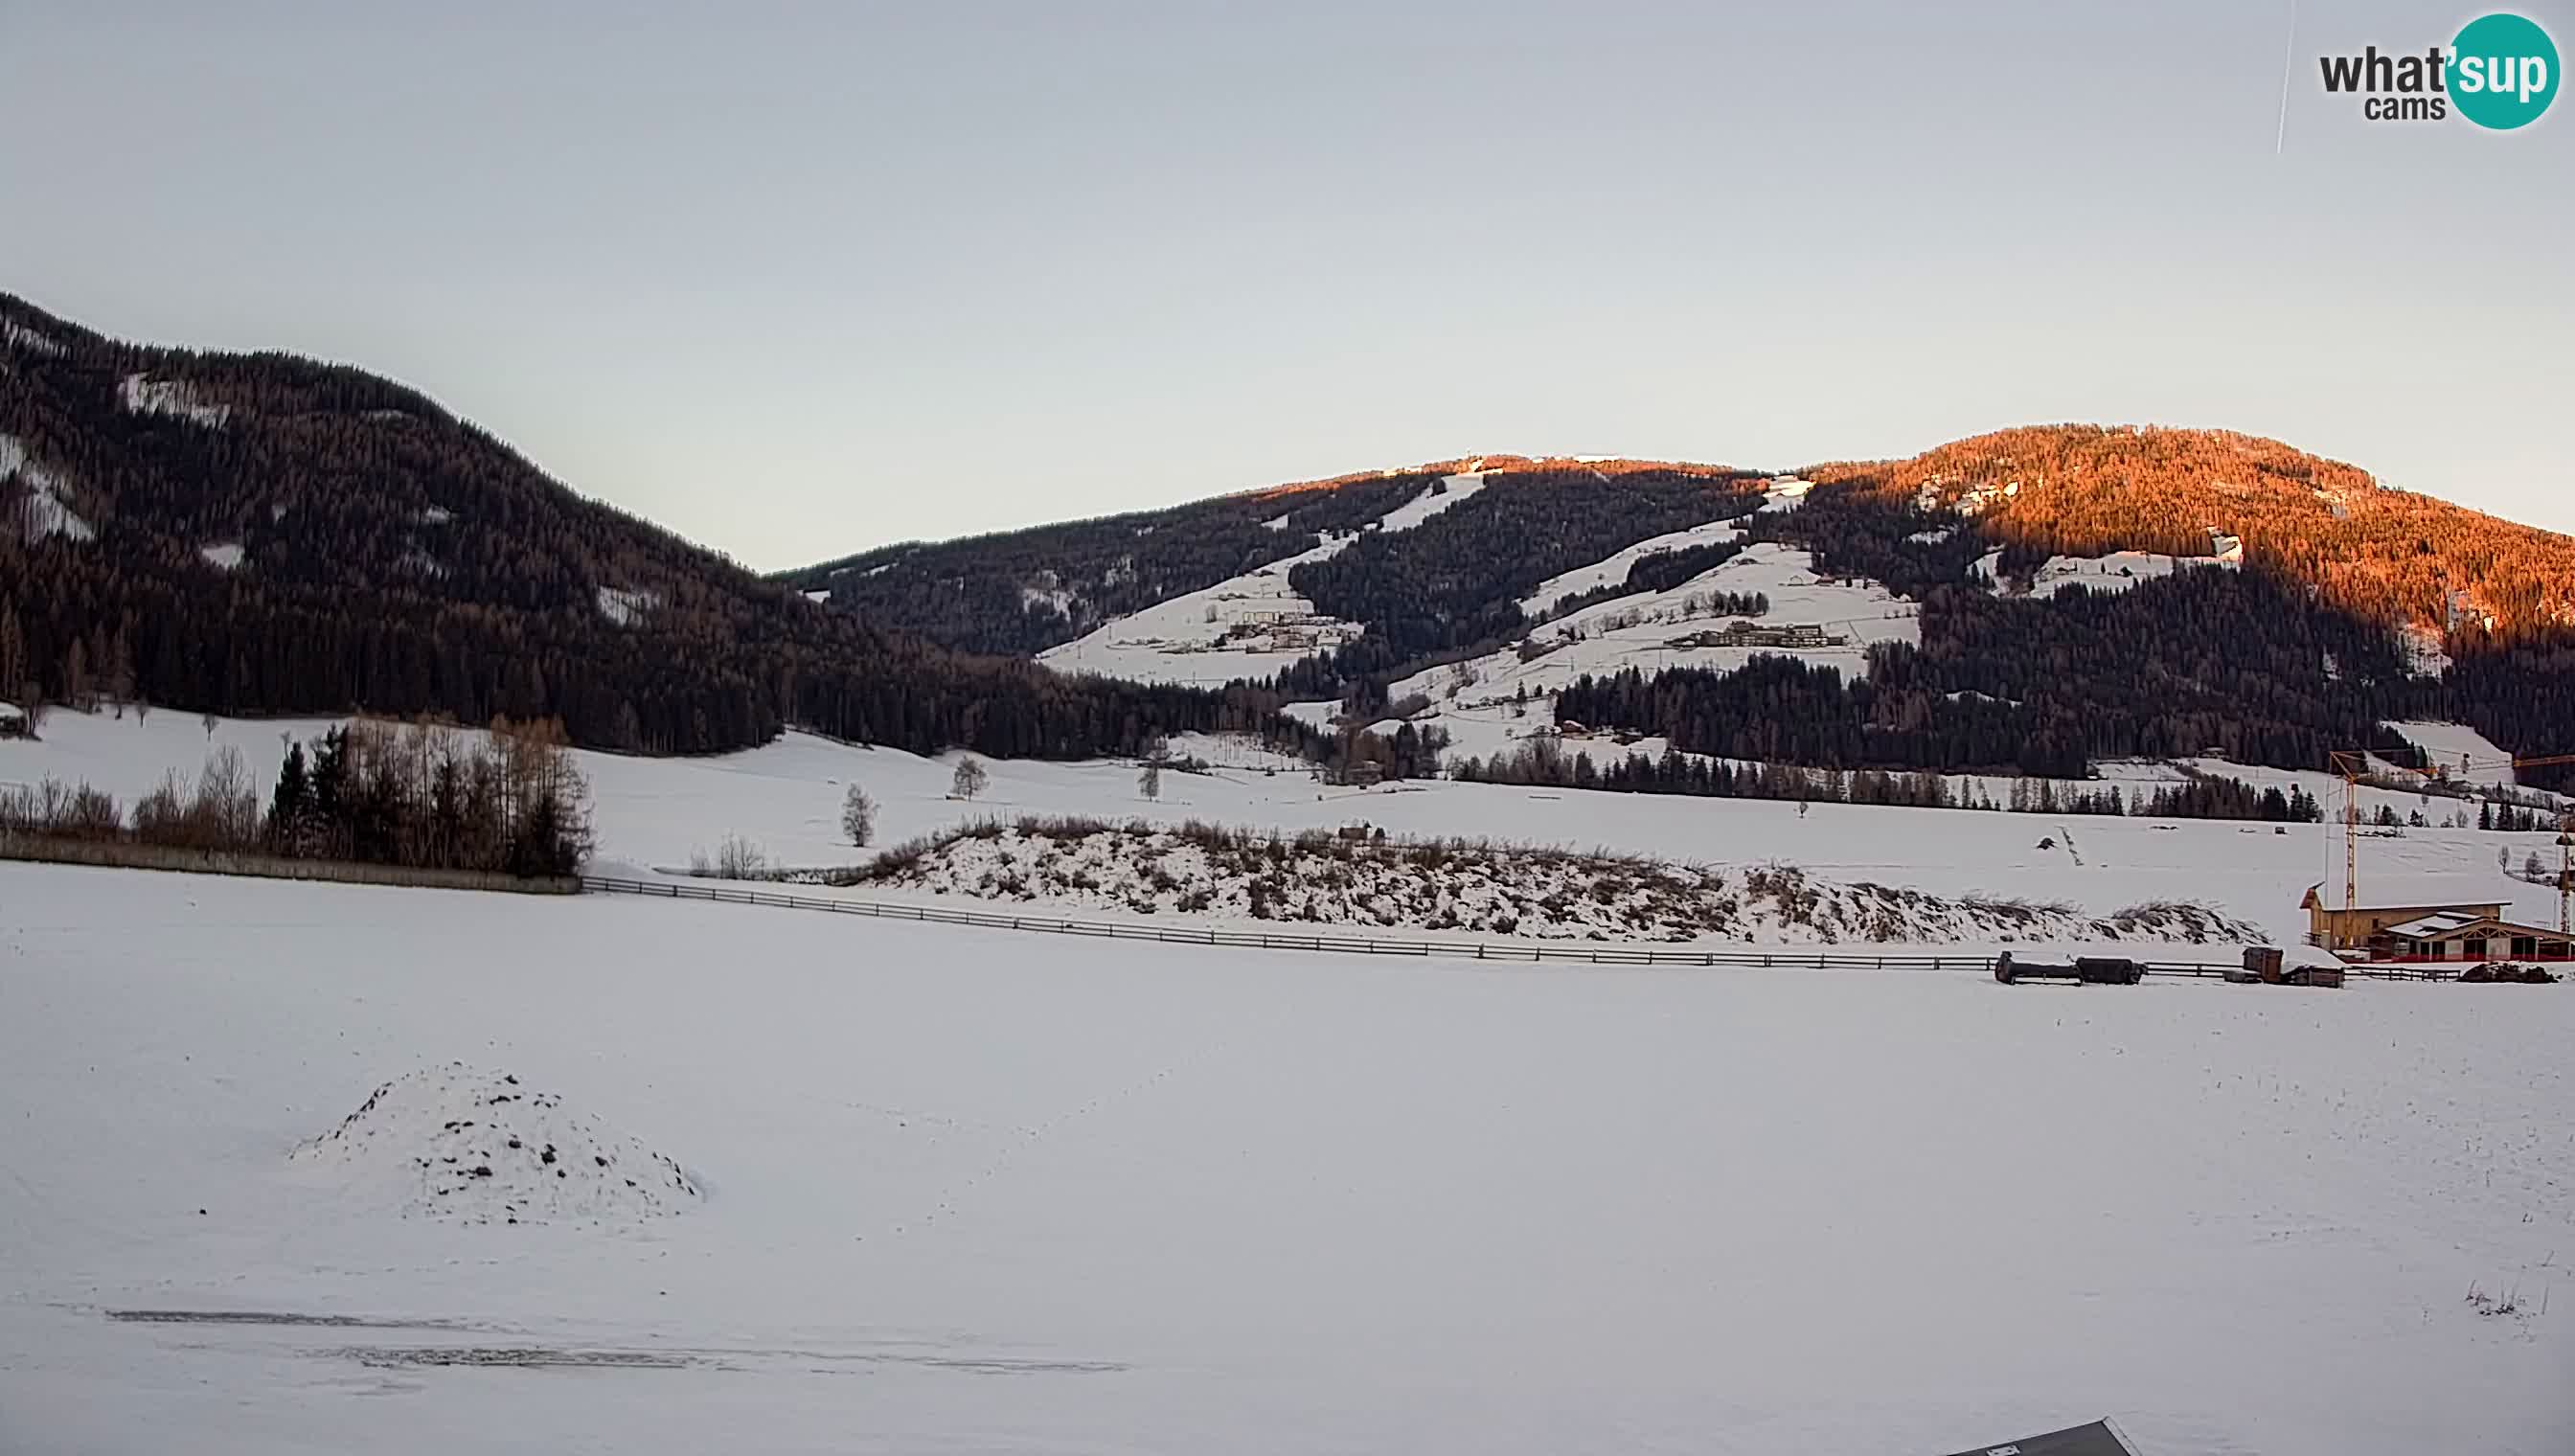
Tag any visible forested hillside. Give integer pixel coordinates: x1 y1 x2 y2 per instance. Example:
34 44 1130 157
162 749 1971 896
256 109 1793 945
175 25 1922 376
1283 466 1767 680
776 457 1764 664
1553 565 2430 781
770 418 2575 788
1811 424 2575 633
0 292 1289 759
1546 450 2575 790
15 289 2567 786
781 471 1434 655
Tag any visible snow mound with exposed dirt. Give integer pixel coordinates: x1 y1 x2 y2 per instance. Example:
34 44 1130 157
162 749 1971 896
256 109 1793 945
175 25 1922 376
850 820 2266 945
289 1064 698 1224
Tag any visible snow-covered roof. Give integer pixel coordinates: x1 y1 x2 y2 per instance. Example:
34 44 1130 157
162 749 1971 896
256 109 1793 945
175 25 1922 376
2381 910 2563 940
2381 910 2492 939
0 700 22 721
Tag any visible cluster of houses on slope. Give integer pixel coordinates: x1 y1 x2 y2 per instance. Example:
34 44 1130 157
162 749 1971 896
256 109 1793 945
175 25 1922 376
1664 621 1846 651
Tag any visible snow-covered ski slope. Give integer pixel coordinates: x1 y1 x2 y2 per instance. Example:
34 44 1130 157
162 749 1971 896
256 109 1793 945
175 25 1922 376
9 707 2569 947
1036 472 1486 686
1514 515 1758 616
0 863 2566 1455
2383 720 2520 785
1398 539 1922 743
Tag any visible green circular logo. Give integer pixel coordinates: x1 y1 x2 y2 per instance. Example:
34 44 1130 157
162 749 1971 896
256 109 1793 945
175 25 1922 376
2452 12 2559 129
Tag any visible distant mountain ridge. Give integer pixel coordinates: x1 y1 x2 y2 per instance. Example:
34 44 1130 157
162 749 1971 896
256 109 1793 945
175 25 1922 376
10 287 2567 782
780 455 1759 658
786 428 2575 657
1806 424 2575 638
0 291 1287 759
779 425 2575 789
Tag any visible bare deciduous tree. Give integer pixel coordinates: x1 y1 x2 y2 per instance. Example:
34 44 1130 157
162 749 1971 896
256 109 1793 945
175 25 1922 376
841 784 877 847
950 758 989 801
691 833 769 879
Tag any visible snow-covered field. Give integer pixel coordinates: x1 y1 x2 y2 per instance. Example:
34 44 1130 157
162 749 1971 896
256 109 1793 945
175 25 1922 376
3 431 97 542
1 864 2566 1454
1514 515 1751 616
8 708 2570 948
1035 528 1369 686
2001 547 2243 601
1395 539 1923 761
2384 720 2519 785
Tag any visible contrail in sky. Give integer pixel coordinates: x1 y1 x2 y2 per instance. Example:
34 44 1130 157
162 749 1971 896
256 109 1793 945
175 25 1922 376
2275 0 2300 154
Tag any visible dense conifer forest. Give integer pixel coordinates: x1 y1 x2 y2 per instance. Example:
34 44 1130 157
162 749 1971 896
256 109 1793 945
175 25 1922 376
0 292 1298 760
1548 466 2575 790
780 471 1434 655
1808 423 2575 630
1283 467 1768 677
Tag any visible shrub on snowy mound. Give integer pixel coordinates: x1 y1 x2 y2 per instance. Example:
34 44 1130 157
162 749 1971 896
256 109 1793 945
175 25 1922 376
838 817 2265 945
290 1064 697 1224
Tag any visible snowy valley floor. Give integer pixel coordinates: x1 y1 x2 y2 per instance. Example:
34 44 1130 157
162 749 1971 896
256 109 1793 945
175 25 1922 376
12 709 2575 948
2 863 2570 1455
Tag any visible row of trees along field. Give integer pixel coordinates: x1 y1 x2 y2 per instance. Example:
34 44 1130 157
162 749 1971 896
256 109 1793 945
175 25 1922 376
1447 735 2334 823
0 717 593 876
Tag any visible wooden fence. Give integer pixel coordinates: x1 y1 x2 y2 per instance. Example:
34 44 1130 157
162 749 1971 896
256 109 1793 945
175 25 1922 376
1 833 579 895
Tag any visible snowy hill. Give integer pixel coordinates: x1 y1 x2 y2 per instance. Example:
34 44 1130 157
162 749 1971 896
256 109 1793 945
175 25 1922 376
1394 537 1922 759
1036 472 1492 686
290 1064 699 1224
786 429 2575 810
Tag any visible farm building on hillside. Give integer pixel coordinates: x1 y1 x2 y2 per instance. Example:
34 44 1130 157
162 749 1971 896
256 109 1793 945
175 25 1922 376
0 702 27 739
2301 883 2569 961
1325 760 1383 788
1665 622 1848 651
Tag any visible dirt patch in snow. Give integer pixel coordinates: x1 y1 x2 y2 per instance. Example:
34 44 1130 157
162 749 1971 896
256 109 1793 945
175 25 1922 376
290 1064 698 1224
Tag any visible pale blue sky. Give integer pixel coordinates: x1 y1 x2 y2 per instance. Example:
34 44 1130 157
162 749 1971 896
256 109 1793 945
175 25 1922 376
3 1 2567 568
